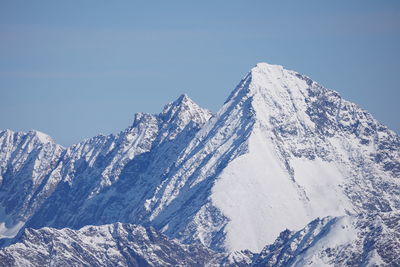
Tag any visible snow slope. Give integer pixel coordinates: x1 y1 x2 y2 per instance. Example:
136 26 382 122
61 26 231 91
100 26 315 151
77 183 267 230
253 211 400 266
147 62 399 252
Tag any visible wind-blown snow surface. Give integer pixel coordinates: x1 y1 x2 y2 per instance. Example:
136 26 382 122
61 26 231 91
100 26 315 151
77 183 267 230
0 63 399 259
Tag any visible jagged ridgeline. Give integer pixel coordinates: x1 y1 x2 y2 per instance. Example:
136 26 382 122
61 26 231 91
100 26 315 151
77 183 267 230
0 63 399 266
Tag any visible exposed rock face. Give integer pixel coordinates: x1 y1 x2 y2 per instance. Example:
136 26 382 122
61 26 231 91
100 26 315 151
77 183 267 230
0 130 64 238
0 223 223 267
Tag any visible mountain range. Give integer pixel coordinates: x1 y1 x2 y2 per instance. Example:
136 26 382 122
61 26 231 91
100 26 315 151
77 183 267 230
0 62 399 266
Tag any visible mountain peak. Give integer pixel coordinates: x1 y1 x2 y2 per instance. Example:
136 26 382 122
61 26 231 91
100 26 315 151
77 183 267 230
250 62 286 86
252 62 284 72
224 62 293 107
167 93 201 113
156 94 212 141
175 93 190 103
28 130 56 144
225 62 315 120
249 62 291 90
0 129 56 145
160 94 212 125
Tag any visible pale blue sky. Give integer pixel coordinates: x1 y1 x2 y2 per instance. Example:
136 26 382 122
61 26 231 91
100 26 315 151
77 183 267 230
1 1 399 146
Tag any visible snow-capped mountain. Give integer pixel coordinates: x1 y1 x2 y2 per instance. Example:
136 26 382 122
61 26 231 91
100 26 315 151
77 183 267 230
253 211 400 266
0 62 398 265
1 212 397 267
171 62 399 252
0 130 63 238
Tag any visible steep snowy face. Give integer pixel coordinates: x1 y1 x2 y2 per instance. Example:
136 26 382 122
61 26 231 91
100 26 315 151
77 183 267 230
142 72 256 250
208 62 400 252
143 62 399 253
0 130 64 238
23 94 213 230
253 211 400 267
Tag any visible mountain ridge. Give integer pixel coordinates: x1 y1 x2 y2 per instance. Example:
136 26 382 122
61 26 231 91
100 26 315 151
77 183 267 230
1 211 398 266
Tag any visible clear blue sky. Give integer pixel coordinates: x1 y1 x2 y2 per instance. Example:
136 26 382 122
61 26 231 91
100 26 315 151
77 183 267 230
1 1 399 146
